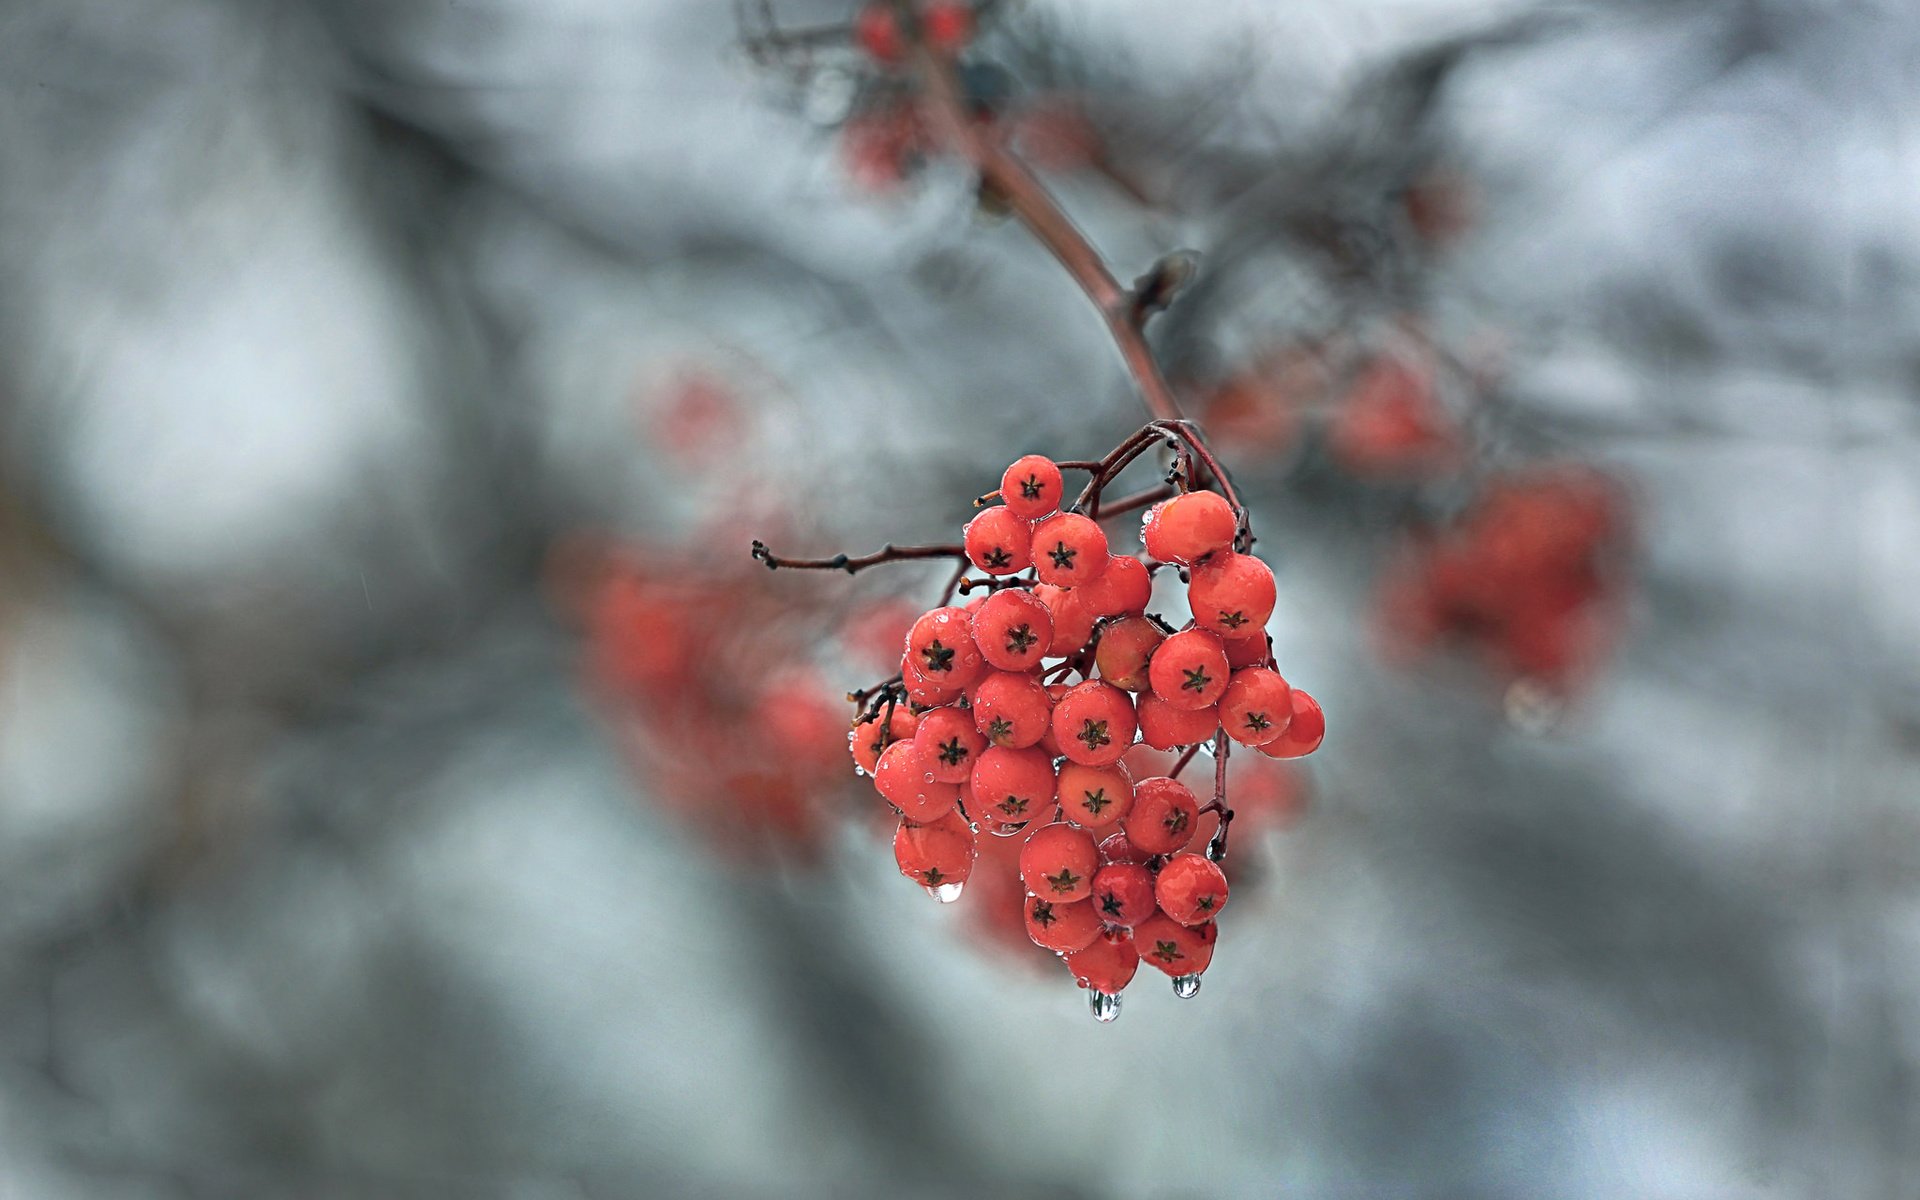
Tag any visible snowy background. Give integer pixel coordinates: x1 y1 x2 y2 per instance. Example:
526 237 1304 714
1 0 1916 1196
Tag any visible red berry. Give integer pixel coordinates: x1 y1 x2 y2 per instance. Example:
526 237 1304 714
1257 688 1324 758
1097 828 1152 865
894 809 975 888
1033 584 1095 655
1154 852 1229 925
1024 894 1102 953
850 706 919 776
1035 682 1069 757
1148 627 1230 710
906 606 985 688
970 670 1052 748
1030 513 1110 587
1090 862 1156 926
1218 666 1294 747
1076 554 1151 617
1064 927 1139 992
1142 491 1237 564
1221 630 1270 669
1019 822 1098 901
921 0 975 52
912 704 987 782
1093 614 1163 692
853 3 905 62
972 589 1053 672
1187 552 1276 637
1049 680 1137 767
1001 454 1063 520
1121 776 1198 855
1135 692 1220 750
874 739 961 821
964 507 1033 575
969 745 1056 827
1135 912 1215 977
902 654 965 706
1056 760 1133 828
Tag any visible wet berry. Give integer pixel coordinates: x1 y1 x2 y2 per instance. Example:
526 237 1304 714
1187 552 1276 636
902 654 966 706
1031 513 1110 587
1122 776 1198 855
972 589 1052 672
1148 627 1230 710
1076 554 1151 618
1154 852 1230 925
1050 680 1137 767
964 508 1033 575
970 745 1057 827
1093 614 1163 692
1033 584 1095 656
906 606 984 688
1142 491 1237 564
1019 822 1098 902
1135 912 1215 977
1257 688 1324 758
1221 630 1270 669
913 704 988 783
1090 862 1156 926
850 706 919 776
1025 894 1103 953
1064 927 1139 992
1219 666 1294 747
874 739 961 822
970 670 1053 748
894 809 975 888
1001 454 1063 520
1097 828 1153 866
1056 760 1133 829
1135 692 1221 750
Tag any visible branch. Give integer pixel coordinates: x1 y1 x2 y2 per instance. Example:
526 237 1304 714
751 539 966 573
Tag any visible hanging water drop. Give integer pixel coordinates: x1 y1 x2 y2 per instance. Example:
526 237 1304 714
927 880 965 903
1172 973 1202 998
990 823 1025 838
1088 990 1123 1023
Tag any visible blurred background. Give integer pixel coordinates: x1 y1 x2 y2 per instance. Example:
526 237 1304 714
1 0 1915 1196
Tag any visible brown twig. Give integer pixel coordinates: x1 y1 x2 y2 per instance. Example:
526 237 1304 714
752 539 966 573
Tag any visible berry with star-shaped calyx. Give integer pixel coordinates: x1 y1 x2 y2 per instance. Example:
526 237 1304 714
1257 688 1324 758
1135 692 1221 750
1031 513 1110 587
1019 822 1098 902
901 653 966 706
1024 894 1103 953
906 606 984 687
1000 454 1063 520
1090 862 1156 926
850 706 919 776
1050 680 1137 768
1056 760 1133 829
893 809 975 888
1154 852 1230 925
1219 666 1294 747
1148 627 1230 710
1187 551 1276 637
874 739 962 822
972 589 1053 672
1093 614 1163 693
1135 911 1215 977
963 507 1033 576
1033 584 1095 656
1076 554 1152 618
1065 927 1140 993
1141 491 1237 564
969 745 1057 829
912 704 987 783
970 670 1053 748
1121 776 1198 856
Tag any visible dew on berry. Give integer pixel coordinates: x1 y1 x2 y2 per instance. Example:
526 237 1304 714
1172 973 1202 998
927 880 966 903
1088 991 1123 1022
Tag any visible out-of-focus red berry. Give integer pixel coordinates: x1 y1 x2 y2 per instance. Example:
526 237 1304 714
1148 628 1230 711
1030 513 1110 587
1050 681 1137 767
1056 760 1133 829
1094 615 1164 692
854 3 905 62
1142 492 1237 564
964 507 1033 576
1187 552 1276 637
1154 852 1229 925
1122 776 1198 856
1090 863 1156 926
1000 454 1063 519
1025 895 1103 953
972 588 1052 672
1219 666 1294 747
1327 352 1460 479
1019 822 1098 902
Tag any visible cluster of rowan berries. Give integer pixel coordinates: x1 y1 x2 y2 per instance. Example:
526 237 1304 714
826 450 1323 1021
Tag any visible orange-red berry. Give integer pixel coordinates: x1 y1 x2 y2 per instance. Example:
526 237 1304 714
1148 627 1230 710
874 739 961 821
894 809 975 888
1065 927 1139 992
906 606 984 688
902 653 966 706
1090 862 1156 926
1031 513 1110 587
1050 680 1137 767
1001 454 1063 520
850 706 919 776
1056 760 1133 828
1093 614 1164 692
964 508 1033 575
972 589 1052 672
1187 552 1276 636
913 704 987 783
1257 688 1324 758
1154 852 1229 925
1076 554 1151 617
970 670 1053 748
1097 828 1153 866
1219 666 1294 747
1221 630 1270 669
1025 894 1103 953
1135 692 1220 750
1019 822 1098 901
1135 912 1215 977
1033 584 1095 656
1122 776 1198 855
1142 491 1237 564
969 745 1057 827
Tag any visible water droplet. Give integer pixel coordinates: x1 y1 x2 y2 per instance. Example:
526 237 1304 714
990 823 1025 837
1088 990 1122 1022
1172 973 1202 998
853 766 869 778
922 772 935 783
927 881 965 903
1196 741 1216 758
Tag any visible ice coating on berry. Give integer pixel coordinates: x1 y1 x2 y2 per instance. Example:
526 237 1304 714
1097 829 1153 866
1142 491 1237 564
1024 895 1103 953
1019 822 1097 902
1000 454 1064 520
1187 552 1277 637
1030 513 1111 587
1090 862 1156 926
1219 667 1294 747
1147 628 1230 711
1154 852 1230 925
1121 776 1199 856
1056 760 1133 829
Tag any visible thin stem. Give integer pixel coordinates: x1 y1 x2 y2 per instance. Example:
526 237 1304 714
751 539 966 574
1167 742 1203 780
